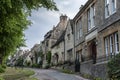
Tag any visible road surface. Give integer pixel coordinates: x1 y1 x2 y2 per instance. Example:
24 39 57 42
31 68 89 80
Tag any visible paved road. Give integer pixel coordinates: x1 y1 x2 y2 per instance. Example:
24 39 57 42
31 69 89 80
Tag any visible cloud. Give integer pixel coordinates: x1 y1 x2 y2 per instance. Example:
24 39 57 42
23 0 88 50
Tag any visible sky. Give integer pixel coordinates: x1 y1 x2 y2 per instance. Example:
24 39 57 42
23 0 88 50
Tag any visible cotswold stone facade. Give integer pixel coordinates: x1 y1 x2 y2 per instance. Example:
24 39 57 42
64 20 74 62
30 44 41 64
41 15 68 66
73 0 120 79
51 19 74 65
51 31 65 65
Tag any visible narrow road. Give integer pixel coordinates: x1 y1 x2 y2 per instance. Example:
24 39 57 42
31 68 89 80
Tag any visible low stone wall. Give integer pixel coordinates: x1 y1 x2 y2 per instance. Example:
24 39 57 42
80 60 93 75
92 62 107 79
63 64 75 72
80 60 107 79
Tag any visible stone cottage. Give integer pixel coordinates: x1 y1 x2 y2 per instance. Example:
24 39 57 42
42 15 68 65
51 19 74 66
51 31 65 65
64 20 74 63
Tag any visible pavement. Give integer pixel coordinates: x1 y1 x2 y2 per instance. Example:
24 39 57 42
31 68 89 80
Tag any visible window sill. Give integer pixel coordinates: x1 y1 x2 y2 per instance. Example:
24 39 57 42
86 26 97 36
105 11 116 19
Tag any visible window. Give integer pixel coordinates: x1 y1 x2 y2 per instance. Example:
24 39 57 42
105 0 116 18
76 52 79 61
105 0 110 17
67 49 73 62
105 37 109 56
88 4 95 31
110 35 114 55
104 32 119 57
79 20 82 37
76 19 82 40
62 52 64 61
67 34 70 40
46 40 49 47
115 32 119 53
111 0 116 12
76 50 83 62
76 22 79 40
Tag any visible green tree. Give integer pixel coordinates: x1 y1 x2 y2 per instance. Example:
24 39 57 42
0 0 58 65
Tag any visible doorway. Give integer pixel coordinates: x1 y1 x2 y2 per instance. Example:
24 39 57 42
90 40 97 64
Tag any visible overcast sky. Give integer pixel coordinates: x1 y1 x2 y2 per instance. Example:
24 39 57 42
23 0 88 50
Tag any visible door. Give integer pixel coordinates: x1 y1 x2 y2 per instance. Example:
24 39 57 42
91 41 97 64
75 52 80 72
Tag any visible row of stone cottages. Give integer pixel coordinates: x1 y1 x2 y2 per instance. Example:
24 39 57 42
41 0 120 79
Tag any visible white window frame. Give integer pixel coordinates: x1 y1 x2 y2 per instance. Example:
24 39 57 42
105 37 109 56
88 9 91 31
105 0 116 18
105 32 119 57
110 35 114 55
88 4 95 31
111 0 116 13
76 19 83 40
114 32 119 54
105 0 110 18
76 22 79 40
79 19 82 38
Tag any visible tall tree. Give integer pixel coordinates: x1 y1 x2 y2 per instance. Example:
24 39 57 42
0 0 58 64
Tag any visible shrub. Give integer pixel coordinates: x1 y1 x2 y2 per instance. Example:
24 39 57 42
43 63 50 69
107 53 120 79
0 77 4 80
0 65 5 73
93 77 102 80
2 64 6 69
25 61 31 67
31 63 40 68
61 69 74 74
15 57 24 67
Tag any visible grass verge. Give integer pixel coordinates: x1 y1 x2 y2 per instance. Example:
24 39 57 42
60 69 74 74
0 67 38 80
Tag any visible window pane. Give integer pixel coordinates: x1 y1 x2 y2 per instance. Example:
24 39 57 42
111 0 116 13
88 9 91 30
76 22 79 40
79 20 82 37
91 5 94 28
105 37 109 56
114 32 119 53
105 0 110 17
110 35 114 55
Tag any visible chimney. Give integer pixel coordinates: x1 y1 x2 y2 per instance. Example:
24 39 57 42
79 5 83 10
53 25 56 30
60 14 67 22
